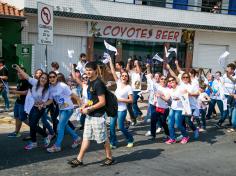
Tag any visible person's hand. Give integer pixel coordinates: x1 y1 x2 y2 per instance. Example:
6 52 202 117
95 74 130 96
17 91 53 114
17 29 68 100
146 63 150 68
128 58 132 63
166 64 170 70
174 60 178 65
134 60 139 66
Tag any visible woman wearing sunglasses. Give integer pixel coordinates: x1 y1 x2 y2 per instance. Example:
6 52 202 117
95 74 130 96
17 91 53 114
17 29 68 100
14 65 52 150
46 71 81 153
164 76 189 144
108 58 134 149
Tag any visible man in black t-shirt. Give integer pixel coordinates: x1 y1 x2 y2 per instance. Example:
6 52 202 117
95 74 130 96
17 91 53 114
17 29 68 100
8 68 31 138
69 61 114 167
0 59 10 111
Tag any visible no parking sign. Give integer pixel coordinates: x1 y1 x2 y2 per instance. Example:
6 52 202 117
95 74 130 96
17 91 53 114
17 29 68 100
38 2 53 45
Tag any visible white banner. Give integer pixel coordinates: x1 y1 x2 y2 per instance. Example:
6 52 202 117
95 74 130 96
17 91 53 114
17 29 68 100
38 2 54 45
88 22 182 43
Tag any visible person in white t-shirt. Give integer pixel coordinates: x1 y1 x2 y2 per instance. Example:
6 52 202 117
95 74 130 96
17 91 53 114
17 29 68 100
197 84 210 131
15 65 52 150
76 53 88 75
109 59 134 148
46 71 81 153
165 76 189 144
219 63 236 127
126 59 143 121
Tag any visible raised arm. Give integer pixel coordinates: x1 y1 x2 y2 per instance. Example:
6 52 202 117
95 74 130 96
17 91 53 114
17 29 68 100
126 58 131 72
166 64 180 82
134 60 141 74
175 60 182 73
70 64 82 86
109 57 118 81
15 65 30 80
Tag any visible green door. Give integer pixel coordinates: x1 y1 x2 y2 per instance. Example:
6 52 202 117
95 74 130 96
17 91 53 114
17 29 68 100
16 44 32 75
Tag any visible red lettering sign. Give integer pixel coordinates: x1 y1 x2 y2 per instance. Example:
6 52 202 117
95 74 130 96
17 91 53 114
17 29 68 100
127 28 135 38
141 29 147 38
111 26 120 36
103 26 111 36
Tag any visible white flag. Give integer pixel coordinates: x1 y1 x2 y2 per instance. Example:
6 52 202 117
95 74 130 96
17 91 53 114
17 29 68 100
152 53 163 62
104 40 118 55
218 51 230 69
102 52 111 64
165 46 170 57
168 47 177 55
68 49 75 59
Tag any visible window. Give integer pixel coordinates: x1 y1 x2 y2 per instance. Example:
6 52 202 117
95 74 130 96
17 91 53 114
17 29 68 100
142 0 166 7
201 0 222 13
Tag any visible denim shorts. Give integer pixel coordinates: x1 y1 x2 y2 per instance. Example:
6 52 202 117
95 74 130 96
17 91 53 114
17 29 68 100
14 102 28 121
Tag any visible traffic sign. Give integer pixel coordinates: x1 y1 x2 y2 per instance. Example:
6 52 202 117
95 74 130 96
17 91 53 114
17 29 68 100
38 2 53 45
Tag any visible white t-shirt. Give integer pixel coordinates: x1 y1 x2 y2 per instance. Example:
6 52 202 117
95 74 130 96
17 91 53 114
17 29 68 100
76 61 87 75
146 74 157 106
180 82 199 110
155 84 169 109
198 92 209 109
28 78 49 103
130 71 142 91
49 82 74 110
169 86 183 111
222 73 236 95
115 80 133 111
211 79 225 100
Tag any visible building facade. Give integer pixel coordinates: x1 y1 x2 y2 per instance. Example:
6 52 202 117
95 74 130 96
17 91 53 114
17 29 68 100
23 0 236 75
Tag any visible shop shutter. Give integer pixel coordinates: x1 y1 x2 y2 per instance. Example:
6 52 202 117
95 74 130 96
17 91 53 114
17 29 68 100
193 44 228 73
28 34 85 76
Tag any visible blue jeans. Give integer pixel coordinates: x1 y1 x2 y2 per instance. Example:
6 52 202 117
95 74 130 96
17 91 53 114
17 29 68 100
167 109 187 140
110 110 134 146
29 107 47 142
207 99 224 119
231 107 236 128
41 109 54 135
132 91 142 118
219 95 233 125
183 109 197 132
55 109 78 147
1 89 9 109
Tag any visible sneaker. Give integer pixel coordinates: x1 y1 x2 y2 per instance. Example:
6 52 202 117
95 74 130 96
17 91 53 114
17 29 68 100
110 144 117 149
47 145 61 153
215 123 222 129
24 142 38 150
194 128 199 139
71 137 81 149
156 128 162 134
180 136 190 144
176 135 183 142
227 128 235 133
199 128 206 132
145 130 151 136
8 132 21 138
126 143 134 148
165 139 176 144
44 135 53 148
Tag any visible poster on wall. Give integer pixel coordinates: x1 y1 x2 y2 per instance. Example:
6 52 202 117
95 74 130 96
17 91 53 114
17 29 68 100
0 39 2 57
88 21 182 43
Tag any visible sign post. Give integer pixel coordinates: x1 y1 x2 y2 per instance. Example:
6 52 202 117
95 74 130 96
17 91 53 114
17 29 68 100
38 2 53 72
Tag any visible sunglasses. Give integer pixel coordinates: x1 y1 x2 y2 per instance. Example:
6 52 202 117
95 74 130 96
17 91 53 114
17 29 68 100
49 75 56 79
82 77 88 80
182 76 189 79
122 75 128 78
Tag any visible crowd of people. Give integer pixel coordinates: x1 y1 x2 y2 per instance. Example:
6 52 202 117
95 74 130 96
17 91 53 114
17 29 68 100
1 53 236 167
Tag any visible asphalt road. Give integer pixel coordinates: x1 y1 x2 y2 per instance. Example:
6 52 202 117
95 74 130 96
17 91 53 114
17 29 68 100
0 116 236 176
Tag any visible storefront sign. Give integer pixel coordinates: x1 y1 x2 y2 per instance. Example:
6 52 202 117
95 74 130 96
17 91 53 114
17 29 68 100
88 22 182 43
38 2 54 45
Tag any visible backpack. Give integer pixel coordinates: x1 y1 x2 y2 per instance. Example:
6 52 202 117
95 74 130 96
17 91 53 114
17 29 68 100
105 88 118 117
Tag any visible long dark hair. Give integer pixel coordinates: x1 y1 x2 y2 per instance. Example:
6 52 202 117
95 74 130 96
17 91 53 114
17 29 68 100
36 73 49 97
57 73 66 83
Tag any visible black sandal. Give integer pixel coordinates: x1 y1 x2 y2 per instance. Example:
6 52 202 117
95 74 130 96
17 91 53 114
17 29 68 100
67 158 77 164
70 159 84 168
100 158 115 166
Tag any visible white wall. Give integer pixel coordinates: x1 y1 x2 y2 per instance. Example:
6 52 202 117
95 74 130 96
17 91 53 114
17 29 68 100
193 31 236 73
24 0 236 29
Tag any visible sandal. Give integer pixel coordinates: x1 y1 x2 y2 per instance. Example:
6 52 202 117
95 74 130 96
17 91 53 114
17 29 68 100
70 159 84 168
67 158 76 164
100 158 115 166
